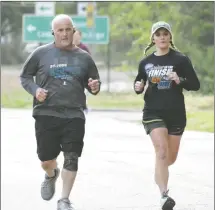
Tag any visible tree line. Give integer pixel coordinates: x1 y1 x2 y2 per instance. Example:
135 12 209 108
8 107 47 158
97 2 214 94
1 2 214 94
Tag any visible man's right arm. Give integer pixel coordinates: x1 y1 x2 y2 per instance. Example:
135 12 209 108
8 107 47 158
20 50 40 97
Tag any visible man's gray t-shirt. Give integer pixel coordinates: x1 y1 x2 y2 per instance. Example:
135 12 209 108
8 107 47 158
20 43 101 120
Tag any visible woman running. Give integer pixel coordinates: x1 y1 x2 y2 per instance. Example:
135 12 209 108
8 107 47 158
134 21 200 210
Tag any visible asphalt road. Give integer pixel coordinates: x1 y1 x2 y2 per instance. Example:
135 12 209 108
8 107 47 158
1 109 214 210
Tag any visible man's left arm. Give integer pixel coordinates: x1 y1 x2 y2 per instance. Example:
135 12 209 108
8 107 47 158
86 57 101 95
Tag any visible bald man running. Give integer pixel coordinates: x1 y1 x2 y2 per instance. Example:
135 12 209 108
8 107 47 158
20 14 101 210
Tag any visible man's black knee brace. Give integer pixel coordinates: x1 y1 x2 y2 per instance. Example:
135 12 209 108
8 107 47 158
63 152 79 171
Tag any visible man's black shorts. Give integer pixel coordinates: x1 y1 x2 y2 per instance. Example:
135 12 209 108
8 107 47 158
34 116 85 161
142 109 186 136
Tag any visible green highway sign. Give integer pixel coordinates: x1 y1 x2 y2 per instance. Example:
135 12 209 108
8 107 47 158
72 15 109 44
22 15 109 44
23 15 53 43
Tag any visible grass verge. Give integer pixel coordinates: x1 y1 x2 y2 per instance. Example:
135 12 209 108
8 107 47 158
1 89 214 133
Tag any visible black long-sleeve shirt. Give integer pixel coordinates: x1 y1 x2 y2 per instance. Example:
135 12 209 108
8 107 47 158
134 49 200 111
